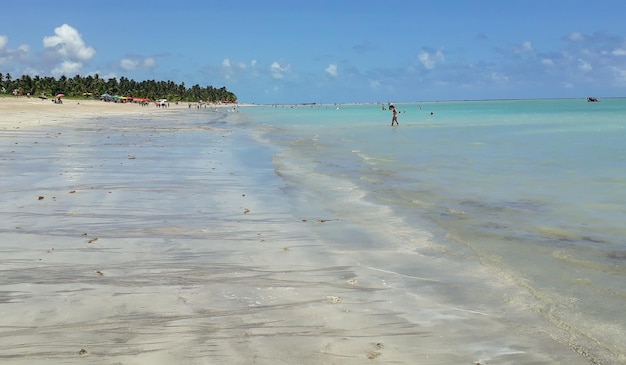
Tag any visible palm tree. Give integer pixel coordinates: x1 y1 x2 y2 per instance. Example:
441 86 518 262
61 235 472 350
0 72 237 101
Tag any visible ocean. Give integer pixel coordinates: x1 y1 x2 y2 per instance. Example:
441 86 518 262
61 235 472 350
233 99 626 363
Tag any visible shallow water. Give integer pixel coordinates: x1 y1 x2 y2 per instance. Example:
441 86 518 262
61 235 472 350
239 99 626 364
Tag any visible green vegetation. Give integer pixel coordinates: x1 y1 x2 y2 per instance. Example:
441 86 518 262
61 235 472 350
0 72 237 102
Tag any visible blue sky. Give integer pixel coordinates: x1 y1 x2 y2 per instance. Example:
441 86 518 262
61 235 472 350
2 0 626 104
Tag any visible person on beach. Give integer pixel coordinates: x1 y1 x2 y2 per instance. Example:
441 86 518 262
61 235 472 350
390 104 399 126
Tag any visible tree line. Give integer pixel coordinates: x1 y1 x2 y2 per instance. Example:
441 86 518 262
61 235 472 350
0 72 237 102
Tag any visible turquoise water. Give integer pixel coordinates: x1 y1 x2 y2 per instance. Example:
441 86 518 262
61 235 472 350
237 99 626 363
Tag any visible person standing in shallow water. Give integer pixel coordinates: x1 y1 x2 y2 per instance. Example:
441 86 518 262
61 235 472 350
390 105 399 126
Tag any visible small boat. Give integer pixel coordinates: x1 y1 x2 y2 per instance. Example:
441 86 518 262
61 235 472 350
587 97 600 102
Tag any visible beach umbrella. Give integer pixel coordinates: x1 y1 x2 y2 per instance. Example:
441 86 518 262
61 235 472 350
56 93 65 98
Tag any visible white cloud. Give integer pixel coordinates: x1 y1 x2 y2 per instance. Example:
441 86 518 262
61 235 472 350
99 72 117 80
222 59 259 78
222 58 234 79
515 41 534 54
120 59 137 70
418 49 445 70
578 59 592 71
611 67 626 85
143 57 155 68
325 64 338 77
52 60 83 76
0 35 7 51
270 61 290 79
0 36 30 64
23 67 42 76
612 48 626 56
120 57 157 71
43 24 95 61
568 32 585 42
223 58 257 75
491 72 509 83
542 58 554 66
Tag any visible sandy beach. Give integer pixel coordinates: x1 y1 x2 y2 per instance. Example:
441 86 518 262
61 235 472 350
0 97 401 364
0 97 595 364
0 97 221 130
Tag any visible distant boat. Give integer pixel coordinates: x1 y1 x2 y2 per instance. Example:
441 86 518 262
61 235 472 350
587 97 600 102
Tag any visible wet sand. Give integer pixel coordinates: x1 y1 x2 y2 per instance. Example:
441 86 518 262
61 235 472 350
0 97 594 364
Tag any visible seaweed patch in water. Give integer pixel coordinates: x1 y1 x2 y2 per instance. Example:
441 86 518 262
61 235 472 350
607 251 626 261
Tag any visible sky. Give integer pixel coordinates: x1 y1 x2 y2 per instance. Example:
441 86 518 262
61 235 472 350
2 0 626 104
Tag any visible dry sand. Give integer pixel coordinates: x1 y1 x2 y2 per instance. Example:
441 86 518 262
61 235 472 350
0 97 592 364
0 97 208 130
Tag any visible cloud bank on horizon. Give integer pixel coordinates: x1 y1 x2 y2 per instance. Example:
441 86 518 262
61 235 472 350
1 1 626 104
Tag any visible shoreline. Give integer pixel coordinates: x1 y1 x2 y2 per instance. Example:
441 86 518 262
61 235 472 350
0 100 599 364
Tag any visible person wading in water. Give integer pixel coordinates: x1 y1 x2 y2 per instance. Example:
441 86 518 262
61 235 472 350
390 104 399 126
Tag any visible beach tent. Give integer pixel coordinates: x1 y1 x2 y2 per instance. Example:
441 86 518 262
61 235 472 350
101 93 113 101
132 97 150 103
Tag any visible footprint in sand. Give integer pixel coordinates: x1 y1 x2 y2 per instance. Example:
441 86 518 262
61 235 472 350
327 296 342 304
366 342 384 360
